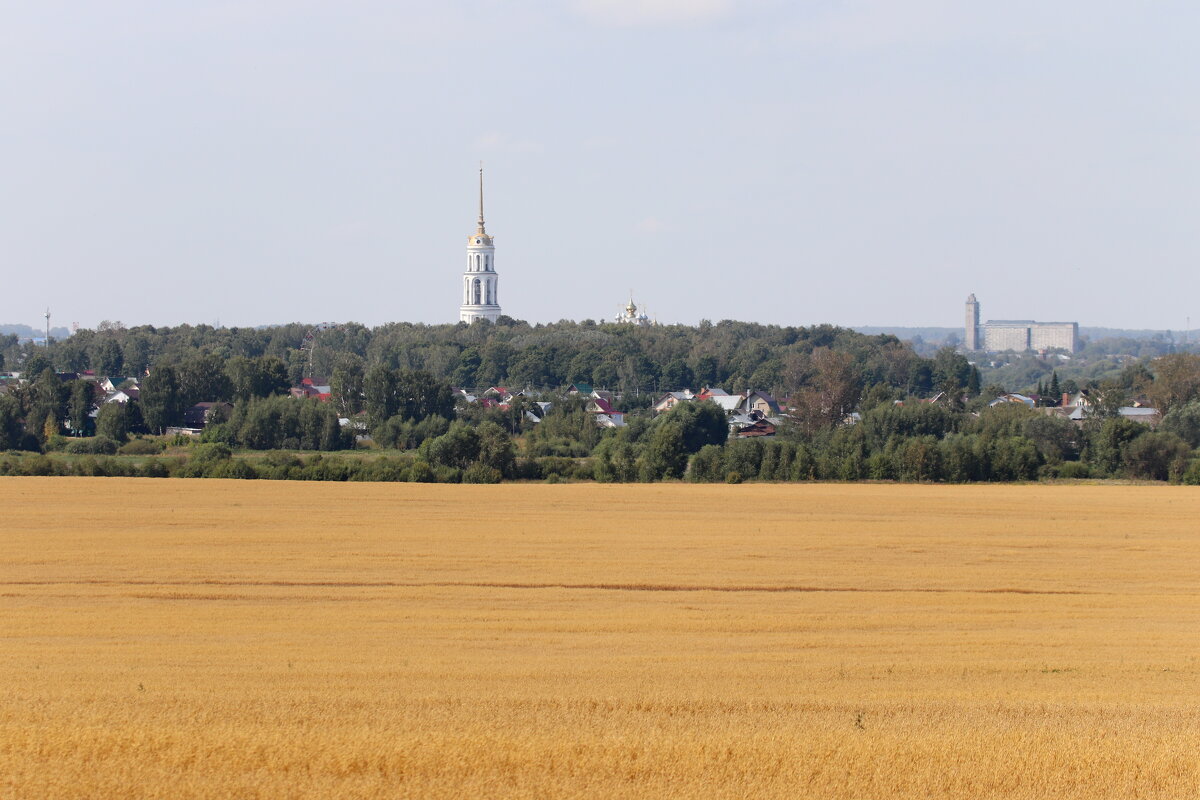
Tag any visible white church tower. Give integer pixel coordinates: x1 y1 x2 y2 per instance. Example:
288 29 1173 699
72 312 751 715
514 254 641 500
459 167 501 323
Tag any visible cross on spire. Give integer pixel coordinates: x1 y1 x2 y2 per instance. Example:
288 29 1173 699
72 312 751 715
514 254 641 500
476 163 486 235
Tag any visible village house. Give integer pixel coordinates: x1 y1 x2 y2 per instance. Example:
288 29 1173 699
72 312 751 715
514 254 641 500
733 418 776 438
988 393 1035 408
742 390 781 417
586 396 626 428
290 377 332 402
103 386 140 405
653 391 693 413
183 402 234 429
100 376 136 393
1048 391 1161 427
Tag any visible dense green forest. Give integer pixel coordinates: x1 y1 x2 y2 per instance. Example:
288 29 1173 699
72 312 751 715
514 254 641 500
2 320 1199 484
3 318 937 396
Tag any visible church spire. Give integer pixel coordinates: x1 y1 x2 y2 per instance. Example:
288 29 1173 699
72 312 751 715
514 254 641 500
460 165 501 324
476 164 486 235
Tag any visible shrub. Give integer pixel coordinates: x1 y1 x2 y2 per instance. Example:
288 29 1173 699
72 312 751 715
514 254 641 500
537 457 582 481
300 455 354 481
687 445 725 483
432 465 462 484
141 459 170 478
43 435 69 452
512 457 543 480
1056 461 1091 480
190 442 233 465
1122 432 1191 482
71 456 134 477
355 457 412 482
725 471 743 484
95 403 130 443
462 463 503 484
409 460 435 483
63 437 119 456
207 459 258 480
572 459 596 480
22 454 57 476
119 438 165 455
1160 401 1200 449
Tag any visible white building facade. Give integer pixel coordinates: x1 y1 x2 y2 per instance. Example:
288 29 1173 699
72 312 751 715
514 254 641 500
964 294 1078 353
460 168 502 324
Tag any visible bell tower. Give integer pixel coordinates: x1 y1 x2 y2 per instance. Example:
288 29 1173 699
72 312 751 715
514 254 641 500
459 167 502 323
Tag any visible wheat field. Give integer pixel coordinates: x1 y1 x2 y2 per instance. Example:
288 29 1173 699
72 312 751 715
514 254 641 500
2 478 1199 798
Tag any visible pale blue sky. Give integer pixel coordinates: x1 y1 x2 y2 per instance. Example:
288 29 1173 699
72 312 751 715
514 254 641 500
2 1 1197 330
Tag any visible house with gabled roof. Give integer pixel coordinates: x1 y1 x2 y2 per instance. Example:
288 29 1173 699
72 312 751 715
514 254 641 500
709 394 745 414
988 393 1035 408
100 376 137 393
653 391 693 413
694 387 729 401
103 387 140 404
587 397 616 415
744 390 780 417
586 397 626 427
290 383 331 402
733 418 776 438
183 402 234 429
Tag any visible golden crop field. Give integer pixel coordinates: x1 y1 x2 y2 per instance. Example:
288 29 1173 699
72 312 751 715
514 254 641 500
2 478 1199 799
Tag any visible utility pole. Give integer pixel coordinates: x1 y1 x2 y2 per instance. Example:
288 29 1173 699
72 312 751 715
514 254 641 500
44 308 51 343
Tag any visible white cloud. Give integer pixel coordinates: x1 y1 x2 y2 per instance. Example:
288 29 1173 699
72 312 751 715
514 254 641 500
574 0 734 27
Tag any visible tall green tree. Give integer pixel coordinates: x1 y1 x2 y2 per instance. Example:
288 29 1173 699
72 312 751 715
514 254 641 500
90 338 124 377
475 421 515 476
395 369 455 422
226 356 290 401
330 356 365 416
0 395 22 449
66 380 94 435
95 402 130 443
177 353 233 406
29 369 65 440
1147 354 1200 415
22 351 51 380
141 365 184 434
637 420 688 480
363 365 400 425
1160 400 1200 448
419 423 481 469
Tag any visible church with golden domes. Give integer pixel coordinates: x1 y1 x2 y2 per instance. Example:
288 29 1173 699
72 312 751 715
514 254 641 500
614 295 653 326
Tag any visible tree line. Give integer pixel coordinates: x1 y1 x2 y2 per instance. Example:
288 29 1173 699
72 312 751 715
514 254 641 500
3 320 1200 484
